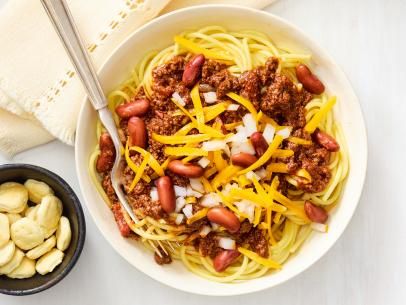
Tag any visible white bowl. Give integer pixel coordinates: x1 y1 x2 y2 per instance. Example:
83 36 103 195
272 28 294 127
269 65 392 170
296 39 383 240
75 5 367 296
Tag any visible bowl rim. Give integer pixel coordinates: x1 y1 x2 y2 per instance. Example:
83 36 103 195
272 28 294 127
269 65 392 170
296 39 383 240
75 4 368 295
0 163 86 296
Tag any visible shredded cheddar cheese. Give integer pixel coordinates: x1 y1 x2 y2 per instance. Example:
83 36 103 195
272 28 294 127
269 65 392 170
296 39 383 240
305 96 336 133
238 247 281 269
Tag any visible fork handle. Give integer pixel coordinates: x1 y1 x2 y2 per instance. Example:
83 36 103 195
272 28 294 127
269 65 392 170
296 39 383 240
41 0 107 110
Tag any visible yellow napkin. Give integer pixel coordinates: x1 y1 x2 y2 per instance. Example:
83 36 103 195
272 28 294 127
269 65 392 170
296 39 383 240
0 0 275 157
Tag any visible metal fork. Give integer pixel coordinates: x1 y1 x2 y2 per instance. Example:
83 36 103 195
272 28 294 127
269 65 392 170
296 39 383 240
41 0 168 257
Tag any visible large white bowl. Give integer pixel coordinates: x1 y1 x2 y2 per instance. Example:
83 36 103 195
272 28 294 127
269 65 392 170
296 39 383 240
75 5 367 296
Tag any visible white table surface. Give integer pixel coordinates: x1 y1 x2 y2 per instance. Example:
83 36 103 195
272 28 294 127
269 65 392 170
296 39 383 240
1 0 405 304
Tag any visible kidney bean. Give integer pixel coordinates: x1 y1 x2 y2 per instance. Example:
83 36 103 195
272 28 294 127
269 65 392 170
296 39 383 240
167 160 204 178
295 64 325 94
96 132 116 173
213 250 240 272
312 128 340 152
155 176 176 213
127 117 147 148
111 203 131 237
96 151 115 173
304 201 328 223
250 132 269 157
182 54 205 87
207 207 240 233
231 153 258 167
115 98 150 119
99 132 114 151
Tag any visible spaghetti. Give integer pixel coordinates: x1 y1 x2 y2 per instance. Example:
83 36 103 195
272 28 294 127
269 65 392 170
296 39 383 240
88 26 349 282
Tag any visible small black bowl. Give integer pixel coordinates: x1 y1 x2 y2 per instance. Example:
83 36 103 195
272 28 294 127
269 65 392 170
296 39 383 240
0 164 86 296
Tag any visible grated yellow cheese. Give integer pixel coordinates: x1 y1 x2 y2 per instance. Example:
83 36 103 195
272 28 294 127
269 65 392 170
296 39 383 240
164 146 208 157
174 36 233 63
305 96 336 133
238 247 281 269
226 92 258 118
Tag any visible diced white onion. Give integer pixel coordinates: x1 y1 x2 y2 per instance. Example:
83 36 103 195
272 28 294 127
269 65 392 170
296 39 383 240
175 213 185 225
175 197 186 213
242 113 257 136
231 141 256 155
189 178 205 193
263 124 276 143
200 225 211 237
311 222 329 233
218 237 236 250
276 127 292 139
197 157 210 168
222 183 238 196
174 185 187 197
200 193 221 208
255 168 267 179
227 104 240 111
235 200 255 223
211 222 220 231
186 185 203 198
203 92 217 104
172 92 185 106
245 171 260 181
202 140 227 151
150 187 158 201
182 204 193 218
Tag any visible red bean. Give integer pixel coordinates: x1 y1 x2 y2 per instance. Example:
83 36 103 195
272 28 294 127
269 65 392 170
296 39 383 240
182 54 205 87
127 117 147 148
167 160 204 178
155 176 176 213
304 201 328 223
115 98 150 119
213 250 240 272
250 132 269 157
231 153 258 167
207 207 240 233
295 64 325 94
313 128 340 152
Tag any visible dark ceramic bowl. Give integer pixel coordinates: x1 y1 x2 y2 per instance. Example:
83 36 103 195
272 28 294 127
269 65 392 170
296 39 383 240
0 164 86 296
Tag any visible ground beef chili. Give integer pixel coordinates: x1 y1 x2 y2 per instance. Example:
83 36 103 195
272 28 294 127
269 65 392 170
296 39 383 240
98 53 333 264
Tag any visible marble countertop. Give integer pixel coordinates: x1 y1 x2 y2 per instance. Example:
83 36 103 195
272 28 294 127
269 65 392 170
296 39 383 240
1 0 405 304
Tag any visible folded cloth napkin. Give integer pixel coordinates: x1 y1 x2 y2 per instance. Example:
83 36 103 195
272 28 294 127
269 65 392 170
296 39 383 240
0 0 275 158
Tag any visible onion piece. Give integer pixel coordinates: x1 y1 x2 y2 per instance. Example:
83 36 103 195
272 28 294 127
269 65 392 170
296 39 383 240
197 157 210 168
218 237 236 250
311 222 329 233
200 193 221 207
175 213 185 225
200 225 211 237
174 185 187 197
211 222 220 231
230 141 256 155
235 200 255 223
222 183 239 196
255 168 267 179
186 185 203 198
227 104 240 111
202 140 227 151
150 187 158 201
276 127 292 139
175 197 186 213
190 178 205 193
182 204 193 218
203 92 217 104
242 113 257 135
172 92 185 106
245 171 260 181
263 124 276 143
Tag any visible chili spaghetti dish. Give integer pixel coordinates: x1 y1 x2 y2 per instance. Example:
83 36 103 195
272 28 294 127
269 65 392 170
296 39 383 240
89 26 349 282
